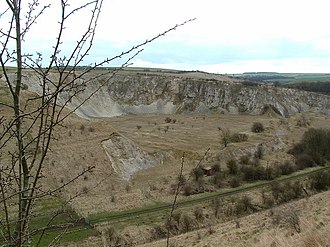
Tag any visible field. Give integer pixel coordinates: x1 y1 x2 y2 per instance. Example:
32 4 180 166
232 72 330 83
41 109 329 246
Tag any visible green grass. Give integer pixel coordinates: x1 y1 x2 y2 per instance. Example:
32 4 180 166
0 197 98 246
31 226 96 246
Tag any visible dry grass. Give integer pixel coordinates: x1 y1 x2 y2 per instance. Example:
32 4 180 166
43 111 329 217
138 190 330 247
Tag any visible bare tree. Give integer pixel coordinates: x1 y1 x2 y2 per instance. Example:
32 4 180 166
0 1 195 245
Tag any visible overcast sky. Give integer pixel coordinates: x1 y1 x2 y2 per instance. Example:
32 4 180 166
2 0 330 73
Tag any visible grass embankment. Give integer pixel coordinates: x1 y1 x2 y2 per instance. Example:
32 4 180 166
31 198 98 246
0 197 98 246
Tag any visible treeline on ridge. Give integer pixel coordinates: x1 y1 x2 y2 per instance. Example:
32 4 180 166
284 81 330 95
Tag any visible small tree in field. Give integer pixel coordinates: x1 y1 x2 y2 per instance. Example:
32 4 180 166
219 127 231 147
0 1 194 245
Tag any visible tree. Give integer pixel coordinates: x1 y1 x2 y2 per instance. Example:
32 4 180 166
0 1 194 245
218 127 231 147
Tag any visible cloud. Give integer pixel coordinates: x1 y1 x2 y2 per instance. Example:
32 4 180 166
2 0 330 72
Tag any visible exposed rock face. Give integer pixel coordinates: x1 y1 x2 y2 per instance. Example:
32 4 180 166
102 132 158 180
7 72 330 118
68 74 330 118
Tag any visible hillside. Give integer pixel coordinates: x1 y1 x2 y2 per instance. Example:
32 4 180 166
8 70 330 118
1 69 330 246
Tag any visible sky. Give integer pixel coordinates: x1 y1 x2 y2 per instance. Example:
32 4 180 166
2 0 330 73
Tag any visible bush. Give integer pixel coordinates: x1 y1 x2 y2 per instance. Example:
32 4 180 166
251 122 264 133
296 114 310 127
194 207 204 222
183 183 193 196
236 195 254 214
172 210 182 227
264 166 280 180
219 127 231 147
310 171 330 191
191 167 204 181
227 159 239 175
164 117 172 123
231 133 248 142
254 144 265 159
211 163 221 173
229 177 241 188
181 214 195 232
241 165 265 181
212 198 223 218
212 172 223 188
272 209 301 233
289 128 330 165
152 225 167 239
271 182 302 203
295 153 316 170
278 160 296 175
239 154 250 165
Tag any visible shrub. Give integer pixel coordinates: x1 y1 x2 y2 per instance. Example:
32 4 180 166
104 226 122 245
165 217 179 234
288 143 305 156
278 160 296 175
239 154 250 165
272 209 301 233
152 225 167 239
177 174 186 185
181 214 195 232
236 195 254 214
310 170 330 191
21 83 29 90
191 167 204 181
296 114 310 127
227 159 239 175
251 122 264 133
193 207 204 222
125 184 132 193
229 177 241 188
254 144 265 159
289 128 330 165
211 163 221 173
264 166 280 180
80 124 85 133
172 210 182 227
212 198 223 218
196 177 205 193
271 182 302 203
231 133 248 142
183 183 193 196
241 165 265 181
212 172 223 188
295 153 316 170
219 127 231 147
164 117 172 123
